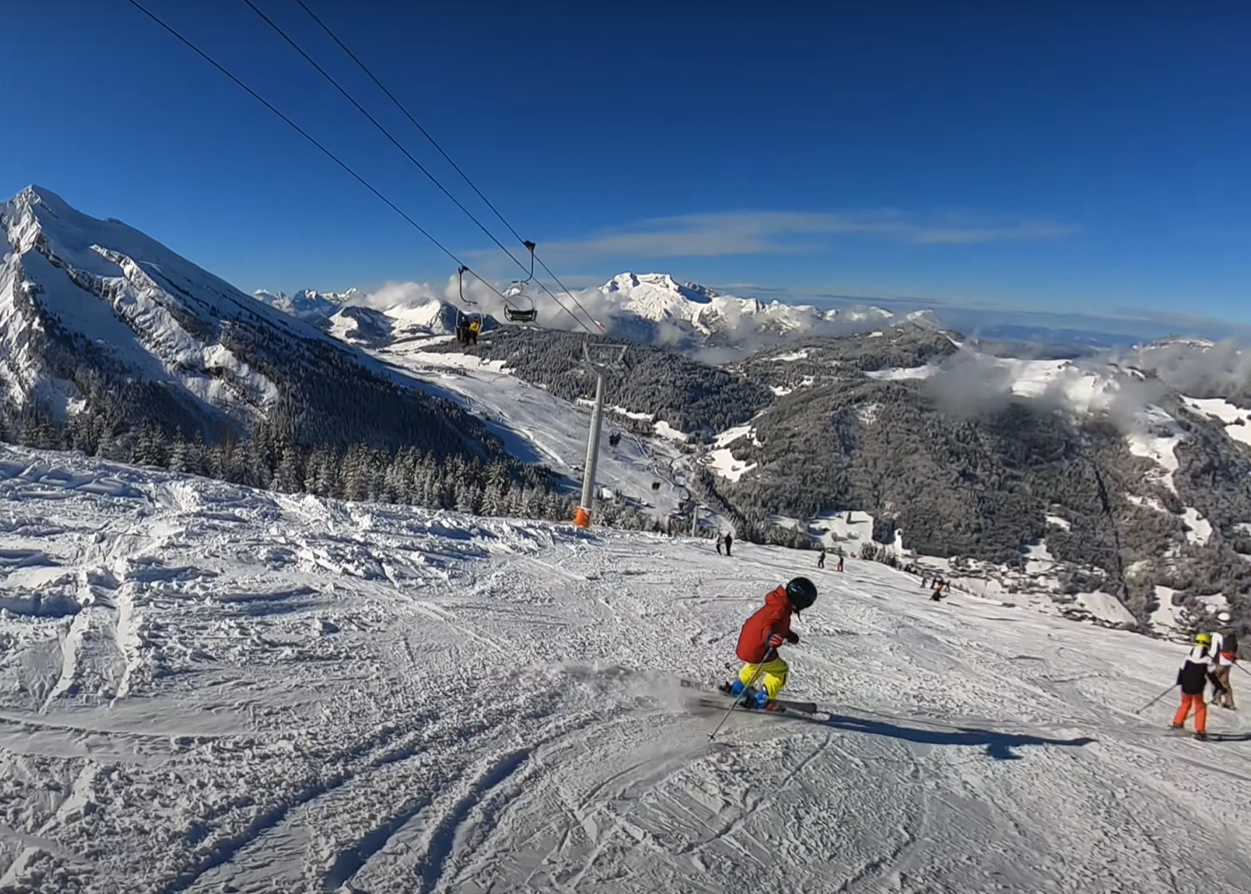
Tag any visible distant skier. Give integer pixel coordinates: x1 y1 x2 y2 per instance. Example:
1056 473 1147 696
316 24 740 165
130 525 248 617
724 532 734 557
817 549 826 570
836 550 844 573
719 577 818 710
1172 633 1228 740
715 535 724 556
1212 611 1239 710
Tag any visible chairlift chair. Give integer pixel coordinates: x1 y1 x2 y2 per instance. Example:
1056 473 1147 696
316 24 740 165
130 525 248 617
502 240 539 323
453 266 479 345
502 288 538 324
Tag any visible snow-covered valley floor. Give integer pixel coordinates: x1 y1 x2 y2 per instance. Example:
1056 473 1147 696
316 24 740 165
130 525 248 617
1 448 1250 894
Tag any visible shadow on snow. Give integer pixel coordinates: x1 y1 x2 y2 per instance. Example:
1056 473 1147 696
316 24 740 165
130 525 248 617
819 712 1096 761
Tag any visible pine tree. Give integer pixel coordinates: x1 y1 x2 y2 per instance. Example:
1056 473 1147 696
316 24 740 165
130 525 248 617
133 422 166 467
272 444 303 493
168 430 189 474
341 444 369 502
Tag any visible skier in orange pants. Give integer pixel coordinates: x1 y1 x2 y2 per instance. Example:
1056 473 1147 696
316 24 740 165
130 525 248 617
1172 633 1228 741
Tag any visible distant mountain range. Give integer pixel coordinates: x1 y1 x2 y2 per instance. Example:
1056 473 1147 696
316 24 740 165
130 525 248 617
3 185 1250 636
252 287 361 321
433 323 1251 634
253 271 943 354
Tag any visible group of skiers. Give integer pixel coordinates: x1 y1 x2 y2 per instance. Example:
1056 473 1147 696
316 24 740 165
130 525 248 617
1170 610 1240 740
715 533 733 556
454 316 481 345
816 547 843 572
920 574 949 600
713 567 1248 749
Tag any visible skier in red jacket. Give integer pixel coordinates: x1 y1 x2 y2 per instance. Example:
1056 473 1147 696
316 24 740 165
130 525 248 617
719 577 818 710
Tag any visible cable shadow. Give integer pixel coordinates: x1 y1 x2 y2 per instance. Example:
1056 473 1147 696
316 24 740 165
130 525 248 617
818 712 1097 761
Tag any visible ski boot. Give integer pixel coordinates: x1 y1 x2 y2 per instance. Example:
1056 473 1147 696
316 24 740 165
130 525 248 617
719 680 745 698
719 681 775 710
746 689 778 711
1195 731 1209 741
720 680 758 698
1169 722 1184 731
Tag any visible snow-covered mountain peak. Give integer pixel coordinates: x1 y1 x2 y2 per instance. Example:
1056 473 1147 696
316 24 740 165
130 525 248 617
589 271 934 350
5 185 157 266
1141 335 1219 352
253 288 360 321
0 187 500 456
601 272 719 322
904 309 942 328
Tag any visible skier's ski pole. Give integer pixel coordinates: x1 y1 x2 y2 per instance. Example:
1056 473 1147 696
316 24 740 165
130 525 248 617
1134 683 1177 715
1234 662 1251 679
709 648 776 742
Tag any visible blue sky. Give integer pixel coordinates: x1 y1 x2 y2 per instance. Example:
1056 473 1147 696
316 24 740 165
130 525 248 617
3 1 1249 326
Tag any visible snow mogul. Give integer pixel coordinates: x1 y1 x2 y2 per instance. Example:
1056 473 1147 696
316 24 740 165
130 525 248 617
718 577 818 711
1172 633 1229 741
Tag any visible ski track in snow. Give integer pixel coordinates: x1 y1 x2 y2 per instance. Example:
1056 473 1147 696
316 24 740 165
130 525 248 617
0 447 1250 892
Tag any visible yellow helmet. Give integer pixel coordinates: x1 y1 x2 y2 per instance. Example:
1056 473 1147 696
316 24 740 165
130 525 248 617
1196 633 1212 646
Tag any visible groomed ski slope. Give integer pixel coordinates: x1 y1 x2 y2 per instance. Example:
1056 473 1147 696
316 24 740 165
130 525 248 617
376 341 687 516
0 448 1249 893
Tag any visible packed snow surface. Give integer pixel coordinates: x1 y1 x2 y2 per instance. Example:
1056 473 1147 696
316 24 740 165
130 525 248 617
2 447 1251 893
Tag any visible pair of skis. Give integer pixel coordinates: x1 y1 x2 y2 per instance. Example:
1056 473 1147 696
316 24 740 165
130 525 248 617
679 678 820 719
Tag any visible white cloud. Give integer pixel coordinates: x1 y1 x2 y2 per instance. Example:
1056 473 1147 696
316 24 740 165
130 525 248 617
539 210 1076 259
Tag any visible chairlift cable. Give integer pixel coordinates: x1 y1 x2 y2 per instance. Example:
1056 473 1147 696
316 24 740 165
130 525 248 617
288 0 605 334
122 0 530 313
241 0 600 335
120 0 472 273
238 0 533 283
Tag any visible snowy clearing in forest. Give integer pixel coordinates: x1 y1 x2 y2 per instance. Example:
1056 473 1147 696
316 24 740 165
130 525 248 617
714 423 751 447
705 448 756 482
1152 585 1182 633
2 447 1251 894
1182 396 1251 448
1181 506 1214 545
1126 407 1183 493
865 365 934 381
770 511 880 552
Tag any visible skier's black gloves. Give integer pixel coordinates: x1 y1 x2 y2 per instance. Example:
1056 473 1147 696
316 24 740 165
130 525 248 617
786 630 800 644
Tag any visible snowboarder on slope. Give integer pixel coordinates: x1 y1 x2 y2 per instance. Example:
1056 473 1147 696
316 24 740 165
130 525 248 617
1172 633 1228 740
1212 611 1239 709
720 577 818 710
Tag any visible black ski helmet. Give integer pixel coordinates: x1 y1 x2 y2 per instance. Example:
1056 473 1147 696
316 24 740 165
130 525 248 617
785 577 817 611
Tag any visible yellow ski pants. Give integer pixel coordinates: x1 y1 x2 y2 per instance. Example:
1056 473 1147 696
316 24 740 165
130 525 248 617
738 658 789 700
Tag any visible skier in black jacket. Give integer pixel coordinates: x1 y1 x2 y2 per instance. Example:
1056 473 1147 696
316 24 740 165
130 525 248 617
1172 634 1228 740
